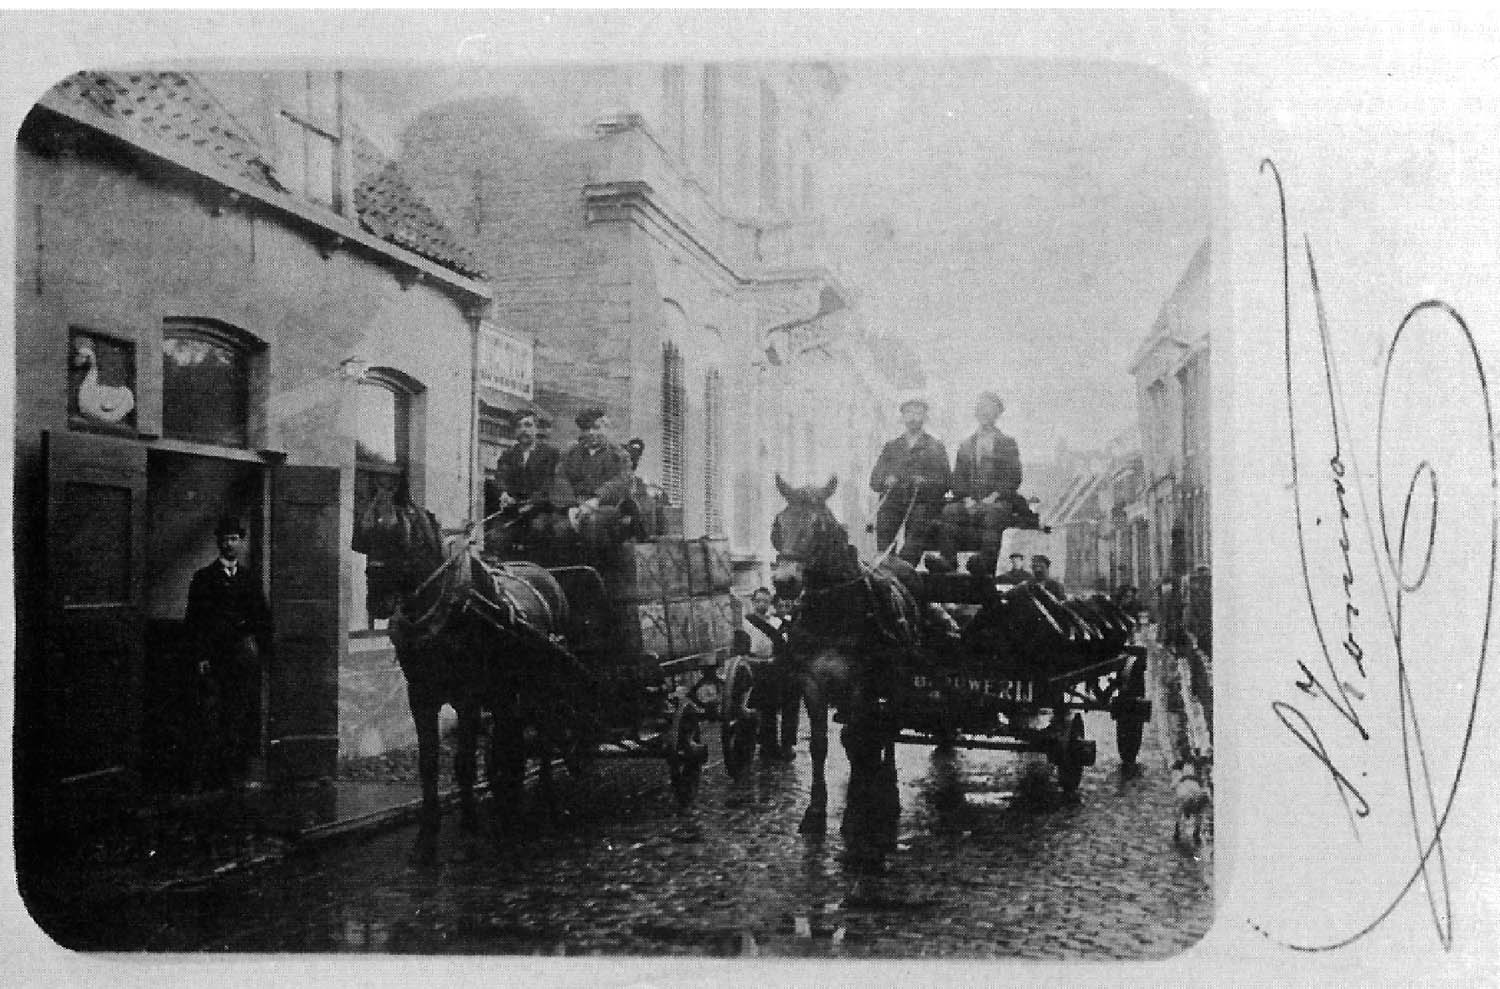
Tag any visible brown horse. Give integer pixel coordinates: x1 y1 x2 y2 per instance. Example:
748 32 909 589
358 486 571 840
770 475 920 844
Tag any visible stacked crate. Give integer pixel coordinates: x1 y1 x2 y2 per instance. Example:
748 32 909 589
608 537 736 668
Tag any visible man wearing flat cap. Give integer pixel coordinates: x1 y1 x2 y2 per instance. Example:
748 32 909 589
939 391 1024 572
185 515 272 783
998 552 1033 585
869 395 951 563
557 408 636 546
1030 554 1065 598
488 408 563 556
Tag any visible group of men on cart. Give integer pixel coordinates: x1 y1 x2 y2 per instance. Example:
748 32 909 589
871 390 1048 580
484 406 658 561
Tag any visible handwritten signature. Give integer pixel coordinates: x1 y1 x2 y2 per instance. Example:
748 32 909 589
1260 158 1496 951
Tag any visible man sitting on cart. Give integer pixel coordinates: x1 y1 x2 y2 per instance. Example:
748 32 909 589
938 391 1029 575
486 408 563 557
869 394 951 564
1030 554 1066 598
555 407 636 551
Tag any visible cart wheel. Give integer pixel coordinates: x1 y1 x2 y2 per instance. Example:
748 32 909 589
1057 714 1087 794
720 657 758 780
1115 715 1145 768
666 702 708 807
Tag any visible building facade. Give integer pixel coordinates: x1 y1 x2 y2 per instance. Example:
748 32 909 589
397 62 898 591
14 70 489 825
1129 239 1211 601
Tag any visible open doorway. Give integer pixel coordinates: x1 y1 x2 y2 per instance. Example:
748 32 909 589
143 450 265 790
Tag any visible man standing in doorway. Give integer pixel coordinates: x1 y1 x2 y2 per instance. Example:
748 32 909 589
186 515 272 785
869 396 951 564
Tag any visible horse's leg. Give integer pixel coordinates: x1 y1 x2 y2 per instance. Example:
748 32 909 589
408 684 442 836
799 676 828 835
455 701 480 832
490 691 526 834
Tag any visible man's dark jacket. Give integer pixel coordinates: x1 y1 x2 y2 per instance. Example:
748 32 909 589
557 441 633 505
869 432 952 506
185 560 272 654
951 429 1022 501
495 441 562 503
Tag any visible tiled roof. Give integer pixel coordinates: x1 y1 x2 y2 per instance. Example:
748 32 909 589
39 71 485 281
45 71 278 188
349 132 485 279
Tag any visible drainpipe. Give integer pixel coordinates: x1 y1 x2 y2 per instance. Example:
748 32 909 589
468 307 483 524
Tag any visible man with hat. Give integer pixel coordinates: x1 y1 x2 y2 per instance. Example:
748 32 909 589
939 391 1024 573
869 395 952 563
488 408 562 555
998 552 1033 585
557 407 635 546
185 515 272 783
1029 554 1066 598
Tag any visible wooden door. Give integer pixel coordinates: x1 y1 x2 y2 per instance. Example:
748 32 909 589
267 465 343 780
40 430 148 804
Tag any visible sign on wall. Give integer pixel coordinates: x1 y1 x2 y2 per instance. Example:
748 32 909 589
478 322 534 400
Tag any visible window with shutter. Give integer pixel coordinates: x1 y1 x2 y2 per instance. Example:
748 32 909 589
662 341 685 507
704 368 724 536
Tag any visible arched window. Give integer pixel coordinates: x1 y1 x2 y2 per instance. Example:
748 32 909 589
351 368 420 632
161 322 258 447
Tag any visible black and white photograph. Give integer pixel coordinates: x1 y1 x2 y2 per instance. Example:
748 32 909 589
7 9 1500 983
13 48 1212 960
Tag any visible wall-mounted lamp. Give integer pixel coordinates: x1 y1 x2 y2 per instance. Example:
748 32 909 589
339 357 371 382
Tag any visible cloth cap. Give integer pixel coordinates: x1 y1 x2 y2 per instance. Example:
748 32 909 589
575 407 607 430
898 394 929 413
1031 553 1051 567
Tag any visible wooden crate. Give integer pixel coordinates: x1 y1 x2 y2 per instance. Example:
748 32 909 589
614 591 736 663
607 537 734 603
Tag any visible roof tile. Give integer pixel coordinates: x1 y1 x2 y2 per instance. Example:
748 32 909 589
40 70 485 281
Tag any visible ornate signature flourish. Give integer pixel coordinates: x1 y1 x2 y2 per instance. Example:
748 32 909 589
1258 158 1495 951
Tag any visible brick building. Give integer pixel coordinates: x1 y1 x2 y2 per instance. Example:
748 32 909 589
1129 239 1211 619
14 70 489 825
397 62 896 587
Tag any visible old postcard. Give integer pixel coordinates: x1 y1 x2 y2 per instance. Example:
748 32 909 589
2 8 1497 986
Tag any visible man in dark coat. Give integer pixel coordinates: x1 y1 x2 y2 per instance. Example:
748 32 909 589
869 395 952 563
998 552 1033 585
939 391 1024 571
1030 554 1066 598
557 408 635 547
185 515 272 783
488 409 562 555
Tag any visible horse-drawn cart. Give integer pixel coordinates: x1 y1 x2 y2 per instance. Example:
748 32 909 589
364 498 733 834
747 481 1152 833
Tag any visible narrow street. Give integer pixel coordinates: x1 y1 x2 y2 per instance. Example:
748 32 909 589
33 641 1211 959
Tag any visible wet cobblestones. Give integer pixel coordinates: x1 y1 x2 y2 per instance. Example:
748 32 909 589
32 651 1213 959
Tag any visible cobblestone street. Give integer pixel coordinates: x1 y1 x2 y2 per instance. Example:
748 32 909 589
31 634 1212 959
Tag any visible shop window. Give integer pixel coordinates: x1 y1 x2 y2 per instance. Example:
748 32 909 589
351 370 416 632
162 325 253 448
68 329 137 436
